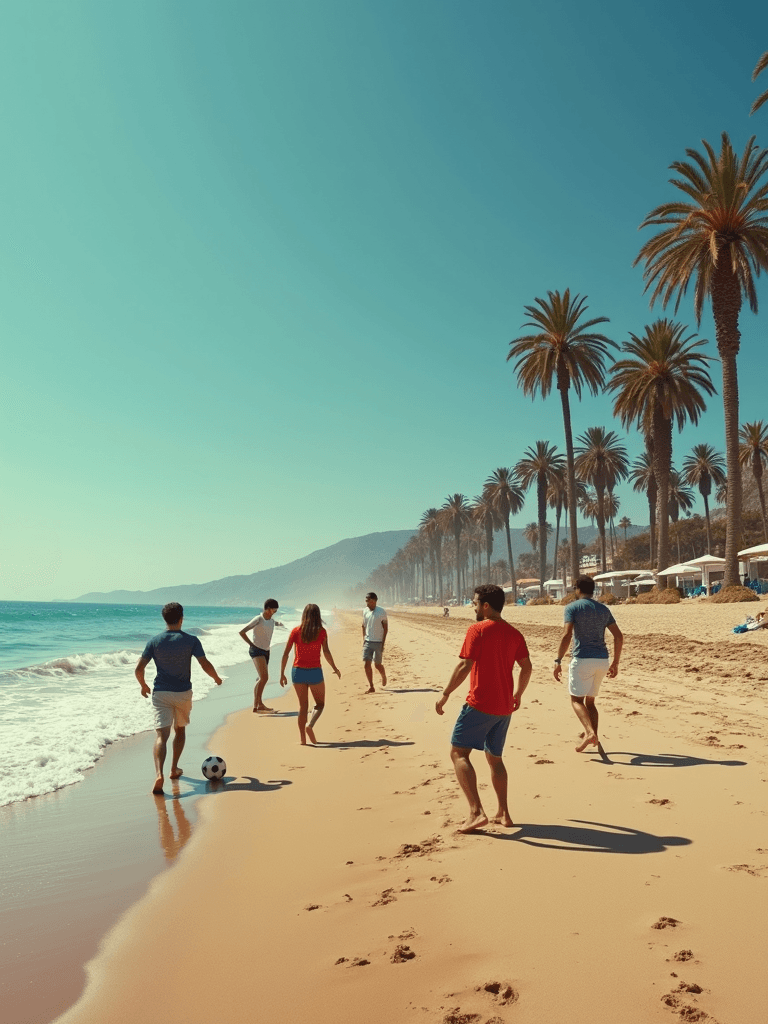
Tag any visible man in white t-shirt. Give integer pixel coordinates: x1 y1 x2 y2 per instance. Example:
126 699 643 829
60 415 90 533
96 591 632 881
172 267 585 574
238 599 284 712
362 592 388 693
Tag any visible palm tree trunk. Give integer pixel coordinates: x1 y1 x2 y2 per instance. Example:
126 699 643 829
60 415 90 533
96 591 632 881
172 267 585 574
702 492 712 554
455 531 461 602
504 518 517 599
537 473 547 593
712 261 743 587
653 406 672 590
753 457 768 542
558 371 579 586
485 523 493 580
596 481 607 573
552 504 562 589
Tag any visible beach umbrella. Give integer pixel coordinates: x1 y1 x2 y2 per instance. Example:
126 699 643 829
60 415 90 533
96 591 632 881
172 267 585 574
657 562 702 576
738 542 768 558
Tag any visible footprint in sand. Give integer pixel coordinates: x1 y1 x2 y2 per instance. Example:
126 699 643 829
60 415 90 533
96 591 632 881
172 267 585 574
652 916 681 929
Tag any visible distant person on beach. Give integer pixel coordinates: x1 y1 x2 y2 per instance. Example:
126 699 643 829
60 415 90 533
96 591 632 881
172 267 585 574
280 604 341 744
443 606 450 617
553 575 623 754
135 602 223 795
435 583 532 834
238 599 284 713
362 592 388 693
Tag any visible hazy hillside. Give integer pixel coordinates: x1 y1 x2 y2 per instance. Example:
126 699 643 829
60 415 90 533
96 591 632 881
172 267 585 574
73 530 418 607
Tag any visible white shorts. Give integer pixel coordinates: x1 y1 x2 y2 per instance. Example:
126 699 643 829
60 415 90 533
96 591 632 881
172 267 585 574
568 657 609 698
152 689 192 729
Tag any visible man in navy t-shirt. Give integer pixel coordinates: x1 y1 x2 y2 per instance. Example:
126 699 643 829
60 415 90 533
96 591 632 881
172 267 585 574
553 576 623 755
135 602 223 794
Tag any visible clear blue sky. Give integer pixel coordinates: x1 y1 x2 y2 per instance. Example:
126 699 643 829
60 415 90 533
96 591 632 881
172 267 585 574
2 0 768 600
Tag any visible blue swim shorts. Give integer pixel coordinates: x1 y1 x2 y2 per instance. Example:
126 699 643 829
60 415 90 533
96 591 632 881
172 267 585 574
450 703 511 758
249 645 270 663
292 666 324 685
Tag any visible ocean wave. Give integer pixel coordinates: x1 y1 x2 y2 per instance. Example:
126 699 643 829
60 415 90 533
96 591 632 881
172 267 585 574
0 649 139 682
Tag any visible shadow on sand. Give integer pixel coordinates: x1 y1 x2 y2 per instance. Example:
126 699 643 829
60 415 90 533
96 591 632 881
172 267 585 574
310 739 414 749
486 819 692 854
594 751 747 768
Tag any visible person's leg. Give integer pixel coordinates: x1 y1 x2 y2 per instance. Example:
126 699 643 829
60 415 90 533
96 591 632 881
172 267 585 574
486 752 512 826
571 696 598 751
374 646 387 687
170 726 186 777
450 745 489 833
363 651 375 693
585 696 599 737
306 682 326 745
294 684 310 744
252 656 272 711
153 727 171 793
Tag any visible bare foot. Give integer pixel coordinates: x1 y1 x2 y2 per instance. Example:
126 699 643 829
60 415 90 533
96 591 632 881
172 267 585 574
490 812 514 827
364 687 375 694
169 767 183 779
457 812 489 834
575 734 598 753
255 705 274 713
306 726 317 745
152 775 164 795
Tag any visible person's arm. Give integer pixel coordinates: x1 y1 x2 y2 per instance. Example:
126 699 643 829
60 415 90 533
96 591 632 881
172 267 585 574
435 658 473 715
553 623 574 681
238 617 258 648
135 657 152 698
513 657 533 711
606 622 623 677
280 635 295 687
321 638 341 678
197 656 223 685
381 617 388 645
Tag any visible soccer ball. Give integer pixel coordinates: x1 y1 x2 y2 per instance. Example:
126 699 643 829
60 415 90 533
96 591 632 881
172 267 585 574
202 756 226 780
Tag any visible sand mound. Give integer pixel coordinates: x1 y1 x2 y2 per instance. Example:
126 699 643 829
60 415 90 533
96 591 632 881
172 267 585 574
636 589 681 604
707 586 760 603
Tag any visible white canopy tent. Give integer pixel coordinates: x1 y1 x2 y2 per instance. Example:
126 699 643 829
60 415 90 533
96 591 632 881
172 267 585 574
685 554 726 593
542 578 566 599
593 569 651 598
738 542 768 559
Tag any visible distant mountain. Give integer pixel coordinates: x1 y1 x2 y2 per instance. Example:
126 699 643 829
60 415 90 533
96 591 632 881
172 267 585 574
72 530 418 607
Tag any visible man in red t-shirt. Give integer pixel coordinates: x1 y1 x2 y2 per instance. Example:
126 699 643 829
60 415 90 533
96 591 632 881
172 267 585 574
436 584 532 833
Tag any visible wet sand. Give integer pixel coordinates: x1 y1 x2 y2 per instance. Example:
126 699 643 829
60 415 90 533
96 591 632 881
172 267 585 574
49 602 768 1024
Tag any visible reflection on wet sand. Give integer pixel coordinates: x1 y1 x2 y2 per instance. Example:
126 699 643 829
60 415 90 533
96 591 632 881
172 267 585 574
154 784 192 861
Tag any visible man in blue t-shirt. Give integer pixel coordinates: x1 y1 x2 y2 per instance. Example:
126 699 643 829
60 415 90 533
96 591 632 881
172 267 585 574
553 576 623 754
135 602 223 794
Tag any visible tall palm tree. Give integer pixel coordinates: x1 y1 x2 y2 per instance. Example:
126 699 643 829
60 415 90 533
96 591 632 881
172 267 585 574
607 319 715 583
419 508 443 603
618 516 632 545
515 441 565 590
547 468 568 585
484 468 525 599
739 420 768 541
629 448 657 565
604 490 621 565
682 444 726 555
751 51 768 115
574 427 629 573
507 290 617 586
470 490 501 581
636 132 768 586
440 494 471 602
523 522 539 553
668 469 695 563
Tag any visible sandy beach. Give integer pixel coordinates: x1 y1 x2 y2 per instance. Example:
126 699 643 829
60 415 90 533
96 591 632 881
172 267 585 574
38 601 768 1024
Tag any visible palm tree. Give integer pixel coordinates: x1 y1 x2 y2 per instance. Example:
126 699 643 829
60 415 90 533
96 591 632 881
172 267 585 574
604 490 621 565
751 51 768 115
682 444 726 555
630 448 657 565
515 441 565 591
507 290 617 586
668 469 695 563
739 420 768 540
470 490 501 581
607 319 715 583
574 427 629 573
636 132 768 587
618 516 632 545
547 469 568 585
523 522 539 553
440 494 471 602
484 468 525 599
419 508 444 603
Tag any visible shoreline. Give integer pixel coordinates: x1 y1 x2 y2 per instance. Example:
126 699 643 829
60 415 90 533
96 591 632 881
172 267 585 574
0 653 282 1024
50 605 768 1024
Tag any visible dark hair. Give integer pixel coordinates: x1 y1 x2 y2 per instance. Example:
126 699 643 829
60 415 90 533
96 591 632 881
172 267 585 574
162 602 184 624
365 592 377 601
575 575 595 596
300 603 324 644
264 598 279 610
474 584 505 613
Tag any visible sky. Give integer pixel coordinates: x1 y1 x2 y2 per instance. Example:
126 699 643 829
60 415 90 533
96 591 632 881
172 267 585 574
2 0 768 601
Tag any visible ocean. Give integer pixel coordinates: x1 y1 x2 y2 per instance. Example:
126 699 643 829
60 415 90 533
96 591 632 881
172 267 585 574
0 600 302 807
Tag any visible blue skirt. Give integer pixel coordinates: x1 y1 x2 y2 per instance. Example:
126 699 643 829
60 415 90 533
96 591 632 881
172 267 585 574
292 666 324 685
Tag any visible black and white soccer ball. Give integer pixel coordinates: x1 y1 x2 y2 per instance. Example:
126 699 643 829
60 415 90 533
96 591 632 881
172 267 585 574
202 755 226 780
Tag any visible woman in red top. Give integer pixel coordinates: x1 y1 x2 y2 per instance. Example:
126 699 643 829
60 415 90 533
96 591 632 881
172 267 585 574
279 604 341 744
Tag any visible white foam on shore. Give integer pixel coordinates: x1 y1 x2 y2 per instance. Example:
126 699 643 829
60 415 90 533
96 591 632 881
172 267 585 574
0 616 299 807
